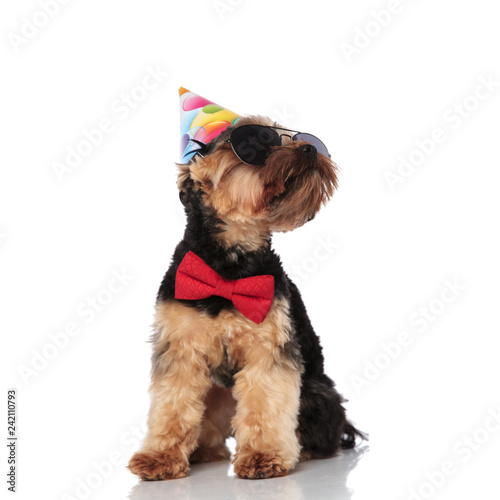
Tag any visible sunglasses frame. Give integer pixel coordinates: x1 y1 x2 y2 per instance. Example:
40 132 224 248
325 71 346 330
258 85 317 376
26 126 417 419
187 125 331 165
226 125 331 166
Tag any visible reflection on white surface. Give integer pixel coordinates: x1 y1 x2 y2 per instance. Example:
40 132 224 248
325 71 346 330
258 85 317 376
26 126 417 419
128 446 368 500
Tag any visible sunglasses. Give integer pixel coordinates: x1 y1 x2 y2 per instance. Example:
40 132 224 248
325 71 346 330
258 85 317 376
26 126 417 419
225 125 331 166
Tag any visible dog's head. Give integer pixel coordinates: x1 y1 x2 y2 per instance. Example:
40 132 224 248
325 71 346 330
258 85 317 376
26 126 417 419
178 116 338 246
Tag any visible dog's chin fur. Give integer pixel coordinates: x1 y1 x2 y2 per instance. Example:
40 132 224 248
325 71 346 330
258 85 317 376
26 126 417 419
261 140 338 232
177 115 339 249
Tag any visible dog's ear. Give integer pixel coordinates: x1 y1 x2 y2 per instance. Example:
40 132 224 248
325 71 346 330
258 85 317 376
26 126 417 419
177 164 194 208
179 184 193 207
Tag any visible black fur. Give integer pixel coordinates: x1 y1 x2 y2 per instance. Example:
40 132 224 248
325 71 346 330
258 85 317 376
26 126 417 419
156 161 365 458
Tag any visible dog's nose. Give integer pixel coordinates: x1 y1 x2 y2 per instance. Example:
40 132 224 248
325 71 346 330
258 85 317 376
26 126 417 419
299 144 317 158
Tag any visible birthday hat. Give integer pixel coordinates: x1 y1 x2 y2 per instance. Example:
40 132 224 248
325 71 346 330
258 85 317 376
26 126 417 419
179 87 242 164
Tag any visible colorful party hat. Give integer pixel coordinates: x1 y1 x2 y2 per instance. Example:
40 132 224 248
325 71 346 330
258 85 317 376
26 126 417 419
179 87 242 164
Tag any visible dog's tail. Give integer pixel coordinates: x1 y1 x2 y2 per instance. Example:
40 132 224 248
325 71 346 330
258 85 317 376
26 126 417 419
340 420 368 450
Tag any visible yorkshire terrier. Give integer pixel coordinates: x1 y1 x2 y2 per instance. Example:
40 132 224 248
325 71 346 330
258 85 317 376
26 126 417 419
128 114 364 480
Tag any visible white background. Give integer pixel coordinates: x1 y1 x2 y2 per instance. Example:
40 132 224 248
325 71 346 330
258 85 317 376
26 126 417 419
2 1 500 499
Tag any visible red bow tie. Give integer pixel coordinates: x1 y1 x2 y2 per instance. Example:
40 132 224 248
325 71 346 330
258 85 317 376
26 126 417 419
175 251 275 324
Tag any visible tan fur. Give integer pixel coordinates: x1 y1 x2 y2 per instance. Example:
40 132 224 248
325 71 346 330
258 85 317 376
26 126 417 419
128 327 213 479
129 115 339 480
215 217 270 251
189 384 236 463
180 150 272 252
128 298 302 480
176 116 284 251
197 154 267 220
177 114 338 242
176 163 190 192
262 141 338 231
231 340 302 478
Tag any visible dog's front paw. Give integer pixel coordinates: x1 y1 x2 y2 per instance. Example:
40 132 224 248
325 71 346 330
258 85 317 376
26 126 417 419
233 451 291 479
128 449 188 481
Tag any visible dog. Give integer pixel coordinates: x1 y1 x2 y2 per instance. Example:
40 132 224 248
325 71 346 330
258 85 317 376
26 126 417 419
128 113 364 480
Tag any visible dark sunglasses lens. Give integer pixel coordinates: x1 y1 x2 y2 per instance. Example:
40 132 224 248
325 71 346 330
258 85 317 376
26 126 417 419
231 125 281 165
294 133 330 157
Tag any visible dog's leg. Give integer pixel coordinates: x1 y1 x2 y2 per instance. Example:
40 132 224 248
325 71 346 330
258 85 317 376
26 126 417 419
231 343 302 479
128 304 214 480
128 344 211 479
189 384 236 463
